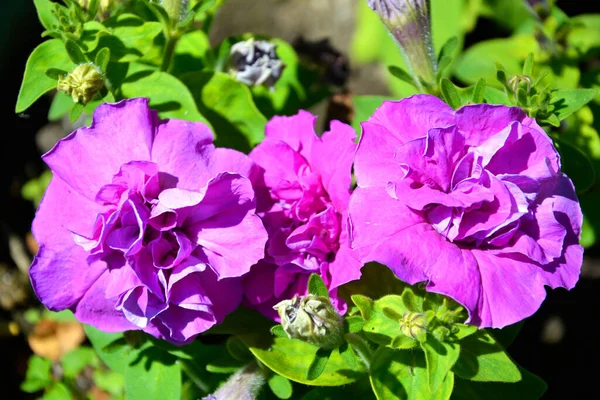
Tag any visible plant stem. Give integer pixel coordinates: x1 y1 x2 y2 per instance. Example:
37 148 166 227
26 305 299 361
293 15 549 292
160 33 178 72
179 359 211 394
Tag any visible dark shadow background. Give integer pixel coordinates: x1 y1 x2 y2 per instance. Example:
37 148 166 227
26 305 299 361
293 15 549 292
1 1 600 399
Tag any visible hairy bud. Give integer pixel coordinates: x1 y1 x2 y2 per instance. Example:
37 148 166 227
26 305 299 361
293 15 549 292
57 63 104 104
274 295 344 349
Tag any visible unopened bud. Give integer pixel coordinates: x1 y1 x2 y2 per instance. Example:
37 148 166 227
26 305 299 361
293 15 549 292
399 311 427 340
57 63 104 104
274 295 344 349
229 39 285 89
367 0 437 88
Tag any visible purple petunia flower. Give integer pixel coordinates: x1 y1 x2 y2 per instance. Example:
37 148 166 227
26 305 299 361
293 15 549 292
30 99 268 344
349 94 583 328
243 111 362 318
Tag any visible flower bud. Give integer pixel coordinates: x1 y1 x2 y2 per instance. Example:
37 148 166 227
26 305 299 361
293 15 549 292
229 39 285 89
399 311 427 340
161 0 190 22
367 0 437 89
57 63 104 104
204 362 266 400
274 295 344 349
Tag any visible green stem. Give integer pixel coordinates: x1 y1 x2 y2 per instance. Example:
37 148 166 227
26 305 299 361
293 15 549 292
160 33 178 72
179 359 211 394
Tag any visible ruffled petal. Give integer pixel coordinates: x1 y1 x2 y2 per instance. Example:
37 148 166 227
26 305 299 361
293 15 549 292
43 99 155 200
310 120 356 212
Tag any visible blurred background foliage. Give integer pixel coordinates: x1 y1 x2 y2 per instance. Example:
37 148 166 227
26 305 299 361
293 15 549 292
2 0 600 399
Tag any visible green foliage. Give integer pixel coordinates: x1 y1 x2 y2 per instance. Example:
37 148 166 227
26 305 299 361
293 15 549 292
180 71 267 151
370 347 454 400
268 374 293 399
21 355 52 393
16 39 75 113
452 331 521 382
124 348 181 400
308 274 329 298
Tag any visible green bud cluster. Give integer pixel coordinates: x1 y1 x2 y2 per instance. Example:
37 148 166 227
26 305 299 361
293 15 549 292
496 55 559 126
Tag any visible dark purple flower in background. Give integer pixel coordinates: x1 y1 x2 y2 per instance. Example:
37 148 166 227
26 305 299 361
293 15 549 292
30 99 268 344
243 111 362 318
349 95 583 328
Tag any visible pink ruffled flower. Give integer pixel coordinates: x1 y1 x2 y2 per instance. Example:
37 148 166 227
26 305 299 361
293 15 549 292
244 111 362 317
30 99 268 344
349 94 583 328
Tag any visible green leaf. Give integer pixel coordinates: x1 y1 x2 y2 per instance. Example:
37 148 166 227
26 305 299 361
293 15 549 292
16 39 75 113
45 68 68 80
124 348 181 400
345 316 365 333
471 78 486 103
268 374 293 399
490 322 524 349
370 347 454 400
401 288 422 312
483 87 511 105
441 78 462 109
421 334 460 393
307 348 333 381
61 347 98 378
338 342 358 370
454 36 538 88
120 68 209 125
240 334 365 386
43 383 72 400
95 47 111 72
271 325 288 338
351 295 374 320
388 65 416 86
581 215 596 248
453 330 521 382
84 325 130 374
452 367 547 400
339 263 409 301
80 21 109 53
205 357 245 374
452 324 478 341
522 53 534 76
361 295 417 349
70 102 85 122
550 88 598 121
226 336 253 362
94 369 125 396
21 355 52 393
438 36 458 62
99 14 163 63
554 139 596 195
180 71 267 152
171 30 211 77
65 39 87 64
308 273 329 298
34 0 60 30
